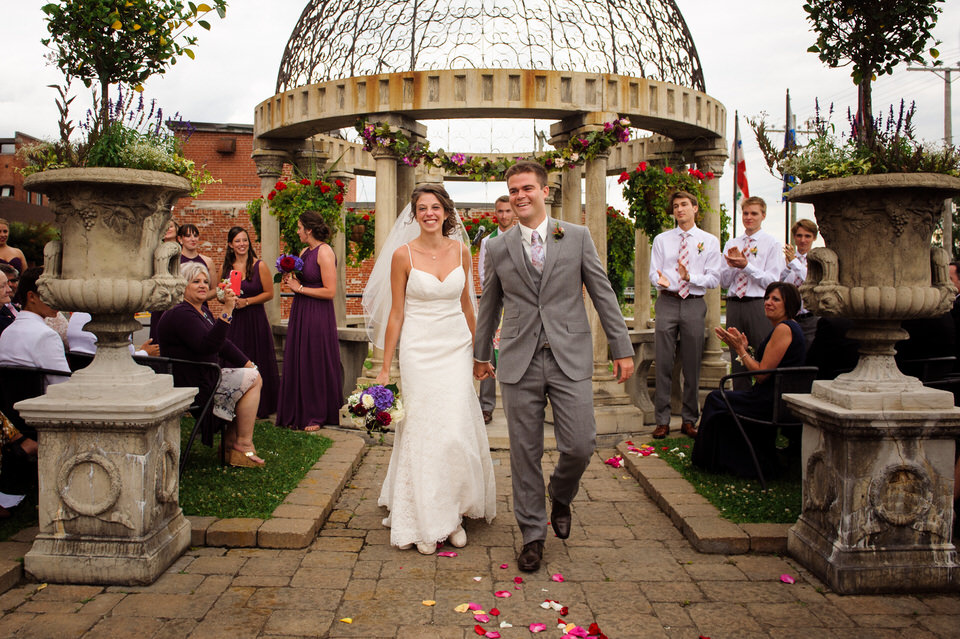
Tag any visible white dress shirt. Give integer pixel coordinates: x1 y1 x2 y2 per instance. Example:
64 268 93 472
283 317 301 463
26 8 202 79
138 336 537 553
518 217 550 265
0 310 70 385
649 225 721 295
67 312 146 357
720 229 786 297
477 228 500 282
781 252 810 312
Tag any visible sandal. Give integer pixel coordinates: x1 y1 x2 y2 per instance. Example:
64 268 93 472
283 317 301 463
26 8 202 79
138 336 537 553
303 425 322 432
228 448 265 468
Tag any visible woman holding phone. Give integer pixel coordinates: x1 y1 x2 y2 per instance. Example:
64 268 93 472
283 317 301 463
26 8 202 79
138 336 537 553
220 226 279 417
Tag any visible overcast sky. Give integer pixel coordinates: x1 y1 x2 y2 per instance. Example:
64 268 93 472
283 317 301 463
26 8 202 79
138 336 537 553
2 1 958 242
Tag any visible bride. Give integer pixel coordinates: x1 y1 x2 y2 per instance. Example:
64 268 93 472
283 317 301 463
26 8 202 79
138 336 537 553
364 183 496 555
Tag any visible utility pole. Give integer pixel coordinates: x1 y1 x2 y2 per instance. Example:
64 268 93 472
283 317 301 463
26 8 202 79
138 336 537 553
908 63 959 256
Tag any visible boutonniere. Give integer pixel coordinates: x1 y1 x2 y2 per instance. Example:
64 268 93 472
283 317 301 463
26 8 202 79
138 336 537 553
552 222 564 241
749 246 758 257
697 242 704 255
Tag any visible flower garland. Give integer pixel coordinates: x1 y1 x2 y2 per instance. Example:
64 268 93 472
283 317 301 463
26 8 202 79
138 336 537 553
261 176 346 254
619 162 715 239
355 118 631 182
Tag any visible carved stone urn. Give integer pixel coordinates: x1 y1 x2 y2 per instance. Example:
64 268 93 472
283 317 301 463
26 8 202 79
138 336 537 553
783 173 960 594
17 168 196 585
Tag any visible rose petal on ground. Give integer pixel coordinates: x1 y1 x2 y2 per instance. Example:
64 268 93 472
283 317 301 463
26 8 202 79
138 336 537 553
625 440 634 445
499 621 512 628
780 574 796 584
529 623 547 633
551 573 565 582
489 608 500 616
494 590 511 598
422 600 436 606
499 563 508 569
513 576 524 584
560 606 569 616
339 618 352 624
473 576 483 581
568 626 588 637
603 456 622 468
474 625 486 636
588 622 602 635
540 601 552 609
437 551 458 557
455 603 471 613
475 613 490 623
468 602 482 611
485 632 501 639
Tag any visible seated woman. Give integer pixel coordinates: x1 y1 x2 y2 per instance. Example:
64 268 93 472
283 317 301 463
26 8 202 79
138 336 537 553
691 282 806 479
156 262 266 468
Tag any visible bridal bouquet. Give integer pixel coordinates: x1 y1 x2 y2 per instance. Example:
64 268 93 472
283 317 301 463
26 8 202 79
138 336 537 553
345 383 404 441
274 254 304 283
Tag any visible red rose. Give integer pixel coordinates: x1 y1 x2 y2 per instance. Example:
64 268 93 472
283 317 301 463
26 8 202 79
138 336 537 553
334 193 344 204
706 171 715 179
491 216 498 224
617 171 630 184
472 217 479 223
639 161 647 171
267 190 276 200
279 255 296 271
465 224 473 230
376 411 391 425
300 178 311 186
335 179 345 189
315 179 323 187
362 214 370 221
347 207 355 212
275 181 287 190
664 166 673 174
353 404 366 416
319 184 331 194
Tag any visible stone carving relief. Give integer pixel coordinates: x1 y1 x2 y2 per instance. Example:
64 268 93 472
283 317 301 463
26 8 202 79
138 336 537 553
802 451 840 534
55 451 133 531
155 441 178 504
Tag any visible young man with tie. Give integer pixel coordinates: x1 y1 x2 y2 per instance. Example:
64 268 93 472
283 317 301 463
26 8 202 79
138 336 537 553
720 196 785 390
649 191 721 439
780 219 819 351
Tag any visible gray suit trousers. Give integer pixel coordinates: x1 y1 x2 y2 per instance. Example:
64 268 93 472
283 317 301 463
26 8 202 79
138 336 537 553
501 346 594 545
654 294 706 424
725 297 768 390
479 375 497 413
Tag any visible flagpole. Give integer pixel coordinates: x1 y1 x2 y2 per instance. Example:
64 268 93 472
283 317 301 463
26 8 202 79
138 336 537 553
784 90 790 244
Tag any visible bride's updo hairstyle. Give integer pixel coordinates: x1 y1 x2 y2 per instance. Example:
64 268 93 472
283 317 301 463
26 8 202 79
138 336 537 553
410 183 459 237
300 210 332 242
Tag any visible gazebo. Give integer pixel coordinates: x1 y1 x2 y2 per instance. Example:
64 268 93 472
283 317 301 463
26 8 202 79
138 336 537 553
252 0 729 433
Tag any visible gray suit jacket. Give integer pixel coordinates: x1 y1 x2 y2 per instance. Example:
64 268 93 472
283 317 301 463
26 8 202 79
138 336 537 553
474 218 633 384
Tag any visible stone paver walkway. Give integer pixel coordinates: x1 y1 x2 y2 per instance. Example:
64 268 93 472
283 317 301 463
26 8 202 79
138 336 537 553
1 445 960 638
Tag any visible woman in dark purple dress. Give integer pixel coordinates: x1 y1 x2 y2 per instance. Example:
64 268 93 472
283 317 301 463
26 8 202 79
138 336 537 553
220 226 280 417
0 218 27 276
276 210 342 431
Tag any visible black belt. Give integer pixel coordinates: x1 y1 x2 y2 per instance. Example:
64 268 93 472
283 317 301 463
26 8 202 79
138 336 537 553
796 311 814 319
727 296 763 302
660 290 703 299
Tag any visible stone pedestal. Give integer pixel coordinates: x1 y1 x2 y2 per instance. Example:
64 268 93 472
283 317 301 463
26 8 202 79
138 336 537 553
786 385 960 594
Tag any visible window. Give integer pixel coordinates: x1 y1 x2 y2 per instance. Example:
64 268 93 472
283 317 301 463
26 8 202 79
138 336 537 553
0 186 13 198
0 144 15 155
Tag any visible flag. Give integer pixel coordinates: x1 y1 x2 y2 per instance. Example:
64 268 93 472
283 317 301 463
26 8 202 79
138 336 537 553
782 89 797 199
731 113 749 204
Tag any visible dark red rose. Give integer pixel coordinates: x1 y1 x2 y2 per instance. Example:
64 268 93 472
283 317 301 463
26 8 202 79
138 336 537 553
279 255 297 271
335 179 345 189
353 404 366 416
617 171 630 184
465 224 473 230
300 178 311 186
362 214 370 221
334 193 344 204
706 171 715 179
315 179 323 187
267 191 276 201
275 181 287 190
319 184 331 194
638 161 647 171
376 411 391 425
664 166 673 174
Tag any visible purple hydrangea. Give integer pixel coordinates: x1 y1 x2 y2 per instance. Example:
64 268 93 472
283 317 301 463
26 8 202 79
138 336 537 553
365 385 395 411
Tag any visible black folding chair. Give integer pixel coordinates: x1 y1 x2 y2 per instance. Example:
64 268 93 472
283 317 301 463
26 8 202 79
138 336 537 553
898 356 957 383
66 351 95 372
717 366 819 490
132 355 225 478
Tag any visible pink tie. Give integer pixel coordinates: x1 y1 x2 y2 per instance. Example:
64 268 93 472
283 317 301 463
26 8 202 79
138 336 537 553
678 232 689 299
530 231 544 273
733 237 753 298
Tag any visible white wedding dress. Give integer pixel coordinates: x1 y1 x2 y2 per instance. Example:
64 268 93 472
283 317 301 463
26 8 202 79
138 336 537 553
378 247 497 547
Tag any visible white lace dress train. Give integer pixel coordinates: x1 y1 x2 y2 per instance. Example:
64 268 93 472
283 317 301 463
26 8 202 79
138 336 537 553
378 264 496 547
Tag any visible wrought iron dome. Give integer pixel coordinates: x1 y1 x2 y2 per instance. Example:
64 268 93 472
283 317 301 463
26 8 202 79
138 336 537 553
276 0 705 94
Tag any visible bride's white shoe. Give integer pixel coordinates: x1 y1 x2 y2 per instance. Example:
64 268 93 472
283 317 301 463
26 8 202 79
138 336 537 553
448 526 467 548
417 541 436 555
398 543 413 550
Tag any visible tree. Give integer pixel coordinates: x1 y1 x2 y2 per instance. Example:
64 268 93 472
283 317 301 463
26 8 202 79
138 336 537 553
41 0 227 131
804 0 943 143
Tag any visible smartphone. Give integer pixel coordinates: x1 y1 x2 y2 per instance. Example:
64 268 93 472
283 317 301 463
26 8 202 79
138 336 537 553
229 270 242 295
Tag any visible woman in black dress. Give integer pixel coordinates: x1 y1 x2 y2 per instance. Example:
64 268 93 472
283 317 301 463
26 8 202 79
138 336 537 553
691 282 806 479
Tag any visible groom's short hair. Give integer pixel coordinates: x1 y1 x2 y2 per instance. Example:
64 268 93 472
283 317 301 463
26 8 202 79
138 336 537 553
505 160 547 187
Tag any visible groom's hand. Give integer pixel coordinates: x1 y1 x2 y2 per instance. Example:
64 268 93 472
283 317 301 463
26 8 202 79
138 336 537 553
474 361 495 380
612 357 634 383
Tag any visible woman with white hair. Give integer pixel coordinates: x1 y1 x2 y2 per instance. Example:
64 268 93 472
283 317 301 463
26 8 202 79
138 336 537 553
156 261 266 467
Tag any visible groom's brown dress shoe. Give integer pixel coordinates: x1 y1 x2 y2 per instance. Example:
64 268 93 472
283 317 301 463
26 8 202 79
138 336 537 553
518 540 544 572
652 424 670 439
680 422 698 438
551 499 572 539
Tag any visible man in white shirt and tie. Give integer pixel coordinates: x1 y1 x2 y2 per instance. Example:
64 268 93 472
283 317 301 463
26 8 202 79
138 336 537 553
781 219 819 351
720 196 786 390
0 267 70 385
649 191 721 439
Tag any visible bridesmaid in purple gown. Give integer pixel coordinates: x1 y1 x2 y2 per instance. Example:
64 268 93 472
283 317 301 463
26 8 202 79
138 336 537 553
220 226 280 417
0 218 28 276
276 210 342 431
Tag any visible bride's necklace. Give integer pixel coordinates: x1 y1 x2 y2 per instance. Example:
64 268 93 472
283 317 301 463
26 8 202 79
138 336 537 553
417 240 448 261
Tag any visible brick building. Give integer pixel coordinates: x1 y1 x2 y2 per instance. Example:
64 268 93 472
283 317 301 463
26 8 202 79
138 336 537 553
0 132 54 224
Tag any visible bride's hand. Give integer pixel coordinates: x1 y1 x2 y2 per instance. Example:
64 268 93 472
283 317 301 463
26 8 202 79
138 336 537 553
374 370 390 385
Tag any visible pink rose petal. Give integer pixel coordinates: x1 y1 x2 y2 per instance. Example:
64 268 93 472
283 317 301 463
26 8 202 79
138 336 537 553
568 627 588 638
494 590 511 598
474 613 490 623
780 573 796 584
499 563 508 569
604 455 622 468
485 633 501 639
467 602 482 611
551 573 565 582
513 576 524 584
437 551 458 557
529 623 547 633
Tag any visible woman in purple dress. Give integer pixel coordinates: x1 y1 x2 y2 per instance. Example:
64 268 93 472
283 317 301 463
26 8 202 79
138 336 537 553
0 218 27 275
276 210 342 431
220 226 280 417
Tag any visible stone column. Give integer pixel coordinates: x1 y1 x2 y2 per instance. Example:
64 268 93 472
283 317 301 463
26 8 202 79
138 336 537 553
252 149 288 326
372 147 399 256
561 165 583 224
548 174 563 221
694 149 728 389
329 169 354 328
633 230 651 328
584 146 612 378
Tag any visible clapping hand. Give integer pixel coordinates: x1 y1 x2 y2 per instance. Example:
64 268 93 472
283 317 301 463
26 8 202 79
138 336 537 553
783 244 797 262
677 261 689 282
656 270 670 288
725 246 748 269
714 325 747 353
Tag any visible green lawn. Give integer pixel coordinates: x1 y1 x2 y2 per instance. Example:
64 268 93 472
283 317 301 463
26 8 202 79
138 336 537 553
177 417 332 519
647 436 802 524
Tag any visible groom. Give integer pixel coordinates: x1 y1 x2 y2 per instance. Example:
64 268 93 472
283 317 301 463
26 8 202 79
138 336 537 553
474 161 634 571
